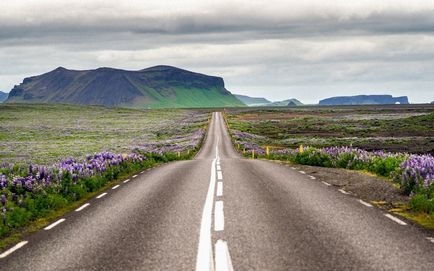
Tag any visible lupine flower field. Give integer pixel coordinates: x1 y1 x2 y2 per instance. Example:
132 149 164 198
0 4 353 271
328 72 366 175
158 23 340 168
0 104 208 238
225 105 434 215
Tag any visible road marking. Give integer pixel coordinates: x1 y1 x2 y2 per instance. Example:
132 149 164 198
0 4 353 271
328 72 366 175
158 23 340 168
291 167 296 170
75 203 90 212
299 171 306 174
427 237 434 243
0 241 28 258
322 181 331 186
338 189 350 195
112 184 120 190
123 179 130 183
96 192 107 199
215 240 234 271
358 199 373 207
384 214 407 225
141 171 144 174
217 182 223 197
217 164 221 171
132 174 138 178
44 218 66 230
214 201 224 231
195 156 217 271
309 175 316 180
217 171 223 180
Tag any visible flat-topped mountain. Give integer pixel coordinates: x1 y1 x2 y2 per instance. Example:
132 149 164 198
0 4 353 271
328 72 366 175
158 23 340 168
6 65 244 108
0 91 7 102
234 94 270 106
319 95 409 105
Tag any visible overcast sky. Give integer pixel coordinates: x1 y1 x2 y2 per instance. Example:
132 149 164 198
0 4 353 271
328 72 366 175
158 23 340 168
1 0 434 103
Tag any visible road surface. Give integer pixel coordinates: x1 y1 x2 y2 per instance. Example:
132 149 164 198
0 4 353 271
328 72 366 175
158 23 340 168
1 112 433 270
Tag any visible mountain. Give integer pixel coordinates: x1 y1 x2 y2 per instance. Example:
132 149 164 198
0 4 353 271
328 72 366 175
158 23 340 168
0 91 7 102
269 99 303 107
5 66 245 108
319 95 409 105
234 94 270 106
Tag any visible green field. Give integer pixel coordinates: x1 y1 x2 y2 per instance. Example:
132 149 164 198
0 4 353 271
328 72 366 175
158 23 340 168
226 104 434 154
0 104 208 165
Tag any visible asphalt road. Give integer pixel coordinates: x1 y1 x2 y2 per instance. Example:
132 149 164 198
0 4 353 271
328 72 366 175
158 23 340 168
1 112 433 270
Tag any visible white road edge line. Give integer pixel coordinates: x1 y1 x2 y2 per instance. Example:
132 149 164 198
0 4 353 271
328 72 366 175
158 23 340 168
215 240 234 271
132 174 138 178
309 176 316 180
112 184 120 190
214 201 224 231
216 182 223 197
140 171 144 174
217 165 221 171
96 192 107 199
217 171 223 180
358 199 373 207
291 167 296 170
299 171 306 174
195 138 219 271
44 218 66 230
75 203 90 212
338 189 349 195
426 237 434 243
384 214 407 225
123 179 130 183
0 241 28 258
321 181 331 186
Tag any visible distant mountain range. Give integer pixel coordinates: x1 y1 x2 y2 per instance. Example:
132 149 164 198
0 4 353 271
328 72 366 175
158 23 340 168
234 94 303 107
0 91 7 102
234 94 270 106
5 66 244 108
319 95 409 105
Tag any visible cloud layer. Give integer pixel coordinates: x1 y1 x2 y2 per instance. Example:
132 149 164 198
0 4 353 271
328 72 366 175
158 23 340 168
1 0 434 103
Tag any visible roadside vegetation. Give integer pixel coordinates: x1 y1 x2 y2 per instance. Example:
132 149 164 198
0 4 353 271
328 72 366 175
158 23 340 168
225 105 434 221
0 104 208 243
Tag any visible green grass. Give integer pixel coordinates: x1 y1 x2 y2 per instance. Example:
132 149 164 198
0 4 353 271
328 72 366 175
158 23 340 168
0 103 208 165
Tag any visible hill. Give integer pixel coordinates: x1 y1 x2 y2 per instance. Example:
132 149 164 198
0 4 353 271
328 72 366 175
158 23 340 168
5 66 245 108
0 91 7 102
269 99 303 107
319 95 409 105
234 94 269 106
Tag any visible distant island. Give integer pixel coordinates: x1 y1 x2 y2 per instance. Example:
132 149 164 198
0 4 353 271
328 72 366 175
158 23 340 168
234 94 303 107
0 91 7 102
319 95 409 105
5 65 245 108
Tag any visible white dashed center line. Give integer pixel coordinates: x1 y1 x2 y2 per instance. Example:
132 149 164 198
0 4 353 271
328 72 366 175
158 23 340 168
427 237 434 244
217 165 221 171
132 174 138 178
123 179 130 183
217 171 223 180
140 171 144 174
0 241 28 258
384 214 407 225
214 201 225 231
75 203 90 212
112 184 120 190
299 171 306 174
217 182 223 197
44 218 66 230
309 175 316 180
96 192 107 199
321 181 331 186
358 199 373 207
215 240 234 271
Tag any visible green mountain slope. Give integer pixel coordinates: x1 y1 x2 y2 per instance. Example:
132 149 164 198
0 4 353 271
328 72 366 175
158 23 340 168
6 65 245 108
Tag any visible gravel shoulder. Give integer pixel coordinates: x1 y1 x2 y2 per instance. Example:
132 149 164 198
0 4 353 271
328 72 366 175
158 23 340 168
269 160 409 211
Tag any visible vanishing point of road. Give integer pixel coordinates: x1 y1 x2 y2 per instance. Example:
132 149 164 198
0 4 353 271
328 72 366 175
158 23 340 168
1 112 433 270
